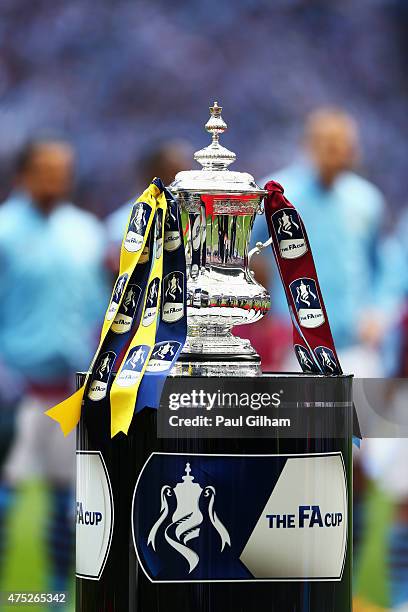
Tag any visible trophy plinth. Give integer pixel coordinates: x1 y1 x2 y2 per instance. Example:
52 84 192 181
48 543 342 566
169 102 270 376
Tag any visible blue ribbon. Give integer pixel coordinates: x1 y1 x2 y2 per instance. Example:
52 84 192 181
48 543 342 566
135 187 187 413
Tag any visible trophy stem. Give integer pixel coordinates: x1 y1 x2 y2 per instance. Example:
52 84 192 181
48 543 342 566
170 327 262 377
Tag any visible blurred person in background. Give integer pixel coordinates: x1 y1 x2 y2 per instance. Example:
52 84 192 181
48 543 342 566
365 432 408 610
105 139 192 270
363 212 408 610
0 139 109 591
249 107 399 608
251 107 391 377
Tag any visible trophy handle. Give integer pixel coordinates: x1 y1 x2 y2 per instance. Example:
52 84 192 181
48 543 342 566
248 238 273 267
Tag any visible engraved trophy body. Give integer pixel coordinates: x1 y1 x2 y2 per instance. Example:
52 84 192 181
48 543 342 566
169 103 270 376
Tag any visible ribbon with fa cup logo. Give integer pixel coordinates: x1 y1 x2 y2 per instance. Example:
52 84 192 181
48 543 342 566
134 190 187 415
46 178 187 438
263 180 342 376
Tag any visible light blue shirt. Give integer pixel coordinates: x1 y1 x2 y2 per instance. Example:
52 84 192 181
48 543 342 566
394 208 408 274
0 192 110 383
106 201 132 246
252 162 386 349
380 210 408 375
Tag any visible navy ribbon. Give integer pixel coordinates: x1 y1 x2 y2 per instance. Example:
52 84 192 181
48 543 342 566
135 187 187 413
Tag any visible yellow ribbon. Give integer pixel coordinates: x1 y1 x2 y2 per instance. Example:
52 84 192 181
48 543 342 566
110 190 167 436
45 181 163 436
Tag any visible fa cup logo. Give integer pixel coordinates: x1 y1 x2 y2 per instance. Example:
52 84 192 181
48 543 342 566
294 344 316 372
145 340 181 373
147 463 231 574
290 278 325 329
272 208 307 259
111 284 142 334
115 344 149 388
315 346 338 373
142 278 160 327
106 273 129 321
164 204 181 252
277 210 299 237
87 351 116 401
295 279 317 307
130 204 147 233
162 272 184 323
124 202 151 253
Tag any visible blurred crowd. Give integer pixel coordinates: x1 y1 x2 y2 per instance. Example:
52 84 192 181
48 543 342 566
0 0 407 610
0 0 407 217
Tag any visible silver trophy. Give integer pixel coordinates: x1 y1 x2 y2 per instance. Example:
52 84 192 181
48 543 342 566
169 102 270 376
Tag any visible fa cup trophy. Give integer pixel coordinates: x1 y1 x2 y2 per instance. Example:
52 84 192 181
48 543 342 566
73 102 353 612
169 102 270 376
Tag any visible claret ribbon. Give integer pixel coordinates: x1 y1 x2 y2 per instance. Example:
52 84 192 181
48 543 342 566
262 181 342 376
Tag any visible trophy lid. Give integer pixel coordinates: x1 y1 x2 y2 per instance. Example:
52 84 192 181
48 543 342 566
170 102 266 196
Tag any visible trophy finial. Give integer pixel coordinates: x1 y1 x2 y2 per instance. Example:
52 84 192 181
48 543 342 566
210 101 222 115
179 463 196 487
194 101 236 170
182 462 194 482
205 101 226 142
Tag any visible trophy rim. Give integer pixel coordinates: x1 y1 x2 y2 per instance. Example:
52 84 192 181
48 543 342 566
169 187 268 196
